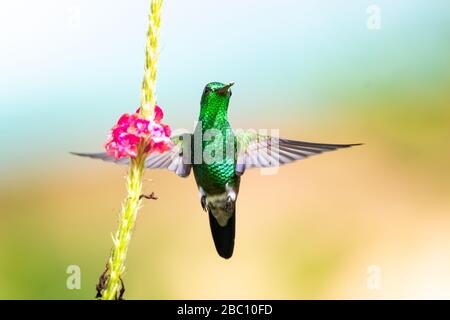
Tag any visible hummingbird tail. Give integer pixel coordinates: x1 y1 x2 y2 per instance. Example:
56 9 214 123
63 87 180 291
208 209 235 259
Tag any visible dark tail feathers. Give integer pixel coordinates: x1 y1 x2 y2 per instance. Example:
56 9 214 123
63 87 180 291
208 210 235 259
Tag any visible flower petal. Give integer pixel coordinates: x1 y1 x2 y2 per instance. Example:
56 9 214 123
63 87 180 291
154 105 164 122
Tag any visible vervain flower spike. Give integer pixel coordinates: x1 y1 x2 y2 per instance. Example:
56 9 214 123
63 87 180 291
99 0 166 300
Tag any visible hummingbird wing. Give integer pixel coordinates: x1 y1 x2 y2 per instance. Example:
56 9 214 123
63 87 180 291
234 132 361 176
71 134 192 177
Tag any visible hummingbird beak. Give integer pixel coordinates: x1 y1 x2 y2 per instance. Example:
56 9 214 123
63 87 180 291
216 82 235 95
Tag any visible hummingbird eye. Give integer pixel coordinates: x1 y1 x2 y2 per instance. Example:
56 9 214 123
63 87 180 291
203 87 212 95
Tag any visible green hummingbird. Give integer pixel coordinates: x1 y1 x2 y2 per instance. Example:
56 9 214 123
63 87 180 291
74 82 360 259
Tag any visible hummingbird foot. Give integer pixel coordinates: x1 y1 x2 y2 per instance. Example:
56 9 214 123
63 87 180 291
201 195 207 212
225 196 235 212
139 192 158 201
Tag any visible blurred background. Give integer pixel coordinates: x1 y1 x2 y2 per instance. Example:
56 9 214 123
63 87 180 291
0 0 449 299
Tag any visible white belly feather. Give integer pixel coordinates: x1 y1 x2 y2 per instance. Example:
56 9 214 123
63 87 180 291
199 184 237 227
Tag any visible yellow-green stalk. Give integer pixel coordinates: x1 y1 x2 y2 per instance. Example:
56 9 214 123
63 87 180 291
101 0 163 300
141 0 163 119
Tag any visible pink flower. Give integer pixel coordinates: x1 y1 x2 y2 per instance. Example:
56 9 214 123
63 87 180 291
111 125 127 139
105 133 139 159
154 105 164 122
135 105 163 123
104 105 172 159
117 113 133 127
130 118 150 137
148 122 173 153
162 123 171 137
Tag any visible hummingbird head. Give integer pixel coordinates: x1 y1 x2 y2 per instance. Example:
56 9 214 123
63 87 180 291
200 82 234 113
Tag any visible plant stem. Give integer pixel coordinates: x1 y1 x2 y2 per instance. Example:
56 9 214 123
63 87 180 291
99 0 163 300
102 147 146 300
141 0 163 119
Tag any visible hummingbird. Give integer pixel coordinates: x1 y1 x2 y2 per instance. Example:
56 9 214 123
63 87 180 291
74 82 360 259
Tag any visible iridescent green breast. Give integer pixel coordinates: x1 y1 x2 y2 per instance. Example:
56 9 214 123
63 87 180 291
193 128 239 194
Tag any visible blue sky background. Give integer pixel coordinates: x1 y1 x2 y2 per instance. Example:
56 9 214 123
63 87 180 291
0 0 449 169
